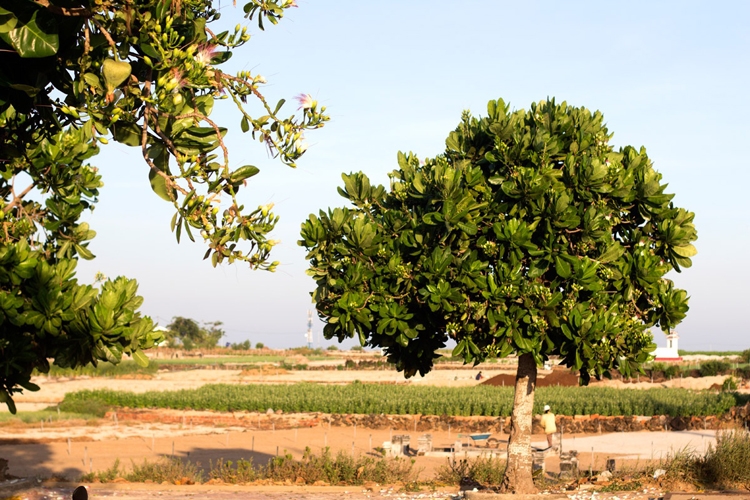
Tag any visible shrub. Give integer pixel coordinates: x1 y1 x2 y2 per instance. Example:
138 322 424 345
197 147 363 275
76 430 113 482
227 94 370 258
435 456 506 486
85 448 416 486
255 342 265 349
741 349 750 364
80 459 123 483
37 360 158 378
722 377 739 391
209 458 258 483
127 458 204 484
700 360 731 377
700 430 750 489
57 397 110 418
735 366 750 380
326 345 339 351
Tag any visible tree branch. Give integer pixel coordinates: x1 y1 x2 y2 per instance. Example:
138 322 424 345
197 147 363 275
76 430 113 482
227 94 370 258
31 0 91 17
3 183 35 214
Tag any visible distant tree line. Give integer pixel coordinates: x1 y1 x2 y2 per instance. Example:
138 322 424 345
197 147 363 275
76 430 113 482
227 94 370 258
165 317 224 350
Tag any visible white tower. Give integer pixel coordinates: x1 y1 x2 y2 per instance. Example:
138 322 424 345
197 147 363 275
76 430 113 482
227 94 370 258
306 310 314 349
654 330 681 360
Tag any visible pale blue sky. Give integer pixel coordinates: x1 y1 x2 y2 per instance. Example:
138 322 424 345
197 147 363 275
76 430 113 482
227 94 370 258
77 1 749 351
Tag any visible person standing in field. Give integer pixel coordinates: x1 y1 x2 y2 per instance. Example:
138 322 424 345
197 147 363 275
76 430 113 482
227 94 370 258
540 404 557 449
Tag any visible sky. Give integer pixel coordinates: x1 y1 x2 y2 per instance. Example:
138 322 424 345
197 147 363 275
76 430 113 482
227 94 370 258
76 1 750 351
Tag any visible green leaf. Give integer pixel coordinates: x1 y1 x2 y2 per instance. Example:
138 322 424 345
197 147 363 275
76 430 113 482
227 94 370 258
112 122 142 147
0 8 18 34
555 255 571 279
140 43 160 60
452 339 466 357
599 243 624 263
273 98 286 115
0 390 16 414
0 10 58 58
149 169 174 201
19 380 40 392
83 73 102 90
74 244 94 260
672 244 697 258
229 165 259 183
131 349 149 367
423 212 444 225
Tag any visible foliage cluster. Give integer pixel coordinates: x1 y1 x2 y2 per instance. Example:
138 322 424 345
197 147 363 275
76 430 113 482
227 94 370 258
57 395 111 417
645 362 681 379
0 0 327 413
62 384 742 417
0 408 97 424
230 340 252 350
81 448 417 486
435 455 506 486
301 99 696 380
699 360 732 377
165 317 224 350
81 457 203 484
34 359 158 378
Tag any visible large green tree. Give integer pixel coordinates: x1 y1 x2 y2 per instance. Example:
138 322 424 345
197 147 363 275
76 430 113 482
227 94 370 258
300 99 696 492
0 0 327 413
166 316 223 350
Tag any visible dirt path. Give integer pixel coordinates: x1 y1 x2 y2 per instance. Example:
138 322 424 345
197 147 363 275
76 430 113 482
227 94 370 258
0 481 670 500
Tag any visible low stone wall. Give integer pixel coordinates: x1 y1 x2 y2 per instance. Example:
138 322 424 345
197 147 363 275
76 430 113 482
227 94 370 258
110 402 750 434
327 409 750 434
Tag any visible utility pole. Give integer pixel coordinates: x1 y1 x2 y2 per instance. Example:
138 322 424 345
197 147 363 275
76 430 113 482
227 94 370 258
306 310 314 349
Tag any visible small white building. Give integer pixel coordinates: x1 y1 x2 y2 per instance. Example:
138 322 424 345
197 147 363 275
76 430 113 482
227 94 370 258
653 331 682 361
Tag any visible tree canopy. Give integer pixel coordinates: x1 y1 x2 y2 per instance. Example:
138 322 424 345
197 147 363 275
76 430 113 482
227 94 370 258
300 98 697 491
0 0 327 413
166 316 223 350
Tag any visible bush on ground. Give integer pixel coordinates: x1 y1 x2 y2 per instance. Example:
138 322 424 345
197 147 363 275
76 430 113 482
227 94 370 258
83 448 416 486
435 456 505 486
699 360 731 377
700 430 750 489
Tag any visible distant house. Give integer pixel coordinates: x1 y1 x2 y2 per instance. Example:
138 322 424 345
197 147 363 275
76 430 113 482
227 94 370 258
653 331 682 361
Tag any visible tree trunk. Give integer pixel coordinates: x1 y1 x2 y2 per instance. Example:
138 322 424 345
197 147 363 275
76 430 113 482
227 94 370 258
499 352 538 493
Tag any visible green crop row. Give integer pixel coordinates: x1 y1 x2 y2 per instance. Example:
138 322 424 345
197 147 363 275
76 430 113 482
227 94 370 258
60 383 749 417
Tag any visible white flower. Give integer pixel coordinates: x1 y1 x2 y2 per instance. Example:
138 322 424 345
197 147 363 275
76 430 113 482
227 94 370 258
194 44 219 66
295 93 314 110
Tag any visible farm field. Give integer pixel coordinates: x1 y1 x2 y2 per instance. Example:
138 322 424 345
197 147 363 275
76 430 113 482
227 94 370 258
2 350 749 498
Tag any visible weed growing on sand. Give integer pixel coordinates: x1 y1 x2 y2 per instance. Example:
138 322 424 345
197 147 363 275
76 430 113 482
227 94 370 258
435 455 505 486
80 459 124 483
212 447 417 485
700 430 750 489
83 447 417 486
36 360 158 378
0 409 99 424
592 430 750 493
80 457 204 484
56 397 110 418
